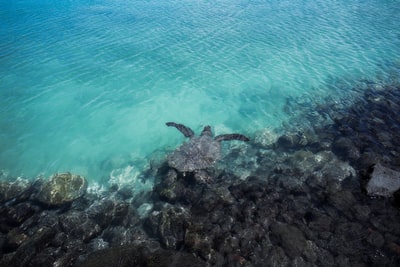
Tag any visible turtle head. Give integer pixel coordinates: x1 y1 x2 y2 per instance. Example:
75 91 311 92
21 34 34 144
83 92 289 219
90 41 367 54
200 125 212 137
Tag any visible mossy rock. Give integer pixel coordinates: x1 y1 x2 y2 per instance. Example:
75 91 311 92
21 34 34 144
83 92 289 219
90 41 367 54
35 173 87 206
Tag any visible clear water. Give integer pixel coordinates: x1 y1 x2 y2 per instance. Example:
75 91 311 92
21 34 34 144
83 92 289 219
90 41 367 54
1 0 399 185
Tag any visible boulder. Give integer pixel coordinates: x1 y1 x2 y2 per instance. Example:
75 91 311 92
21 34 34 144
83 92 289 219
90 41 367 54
366 164 400 197
35 173 88 206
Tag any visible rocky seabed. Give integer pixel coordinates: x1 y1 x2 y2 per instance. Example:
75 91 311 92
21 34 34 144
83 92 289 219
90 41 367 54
1 79 400 266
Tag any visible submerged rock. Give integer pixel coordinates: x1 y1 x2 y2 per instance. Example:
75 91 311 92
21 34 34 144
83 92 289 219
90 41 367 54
0 178 32 204
366 163 400 197
254 128 278 147
332 137 360 162
34 173 88 206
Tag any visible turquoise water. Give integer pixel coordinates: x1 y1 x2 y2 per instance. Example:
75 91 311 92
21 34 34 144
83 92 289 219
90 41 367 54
1 0 399 184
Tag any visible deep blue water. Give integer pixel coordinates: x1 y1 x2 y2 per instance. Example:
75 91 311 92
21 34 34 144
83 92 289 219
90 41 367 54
1 0 399 186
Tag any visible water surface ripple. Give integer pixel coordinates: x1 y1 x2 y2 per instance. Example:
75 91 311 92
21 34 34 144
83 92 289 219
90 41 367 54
0 0 399 182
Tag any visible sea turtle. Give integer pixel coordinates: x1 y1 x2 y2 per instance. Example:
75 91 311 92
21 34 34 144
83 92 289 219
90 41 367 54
166 122 250 173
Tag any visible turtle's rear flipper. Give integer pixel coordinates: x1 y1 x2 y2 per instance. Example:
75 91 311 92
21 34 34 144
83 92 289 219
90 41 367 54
166 122 195 138
215 134 249 142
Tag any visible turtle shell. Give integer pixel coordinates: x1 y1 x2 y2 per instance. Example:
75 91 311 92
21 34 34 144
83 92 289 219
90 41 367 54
167 135 221 172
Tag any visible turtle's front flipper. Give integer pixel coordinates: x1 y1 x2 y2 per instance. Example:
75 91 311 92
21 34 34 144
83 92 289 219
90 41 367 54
166 122 195 138
214 134 250 142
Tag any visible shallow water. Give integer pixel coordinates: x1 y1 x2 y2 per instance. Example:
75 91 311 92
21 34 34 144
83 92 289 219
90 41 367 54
0 0 399 184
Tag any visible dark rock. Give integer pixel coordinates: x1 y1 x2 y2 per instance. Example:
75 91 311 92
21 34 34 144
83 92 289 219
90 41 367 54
388 242 400 255
214 234 239 255
157 180 186 203
321 160 356 186
62 238 84 254
59 210 101 242
86 199 115 228
229 176 268 201
328 190 356 212
366 163 400 197
308 214 332 233
101 226 145 246
5 203 36 227
196 186 234 213
211 186 235 205
276 176 303 192
226 254 251 267
329 222 365 256
266 246 290 267
0 179 32 204
367 230 385 248
156 184 176 203
51 232 67 248
302 240 318 263
9 226 57 267
80 244 206 267
352 205 371 221
88 238 109 252
184 223 214 260
370 216 389 232
394 189 400 208
5 228 28 252
53 251 80 267
111 203 131 226
34 173 88 206
145 204 190 249
317 247 335 267
319 231 332 240
0 232 4 252
335 255 350 267
276 134 298 149
12 213 41 237
332 137 360 162
357 152 379 171
291 257 308 267
154 169 204 205
238 225 266 258
28 247 59 267
37 211 60 228
270 222 308 259
117 186 134 199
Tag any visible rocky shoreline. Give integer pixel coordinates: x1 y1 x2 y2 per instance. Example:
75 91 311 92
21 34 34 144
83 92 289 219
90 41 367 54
1 79 400 266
